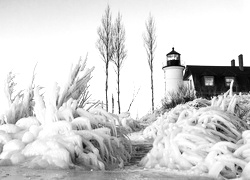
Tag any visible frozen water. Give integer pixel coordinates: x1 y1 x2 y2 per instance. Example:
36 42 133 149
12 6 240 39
0 166 215 180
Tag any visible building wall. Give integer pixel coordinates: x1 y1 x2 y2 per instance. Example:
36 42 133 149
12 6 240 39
184 75 194 91
163 66 185 95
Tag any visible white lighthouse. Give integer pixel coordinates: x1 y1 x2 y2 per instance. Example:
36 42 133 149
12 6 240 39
162 47 185 96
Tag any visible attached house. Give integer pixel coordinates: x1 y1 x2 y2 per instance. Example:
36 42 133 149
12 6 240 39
183 55 250 98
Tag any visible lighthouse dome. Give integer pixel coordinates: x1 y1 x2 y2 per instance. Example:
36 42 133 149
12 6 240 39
166 47 181 66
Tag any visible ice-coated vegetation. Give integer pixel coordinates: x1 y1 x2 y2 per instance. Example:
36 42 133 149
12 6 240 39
141 82 250 179
0 57 136 170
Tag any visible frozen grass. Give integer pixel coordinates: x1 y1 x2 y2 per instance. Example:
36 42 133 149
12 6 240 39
161 85 196 114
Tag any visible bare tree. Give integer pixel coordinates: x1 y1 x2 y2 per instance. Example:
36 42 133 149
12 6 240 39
96 5 114 112
112 12 127 114
143 14 157 112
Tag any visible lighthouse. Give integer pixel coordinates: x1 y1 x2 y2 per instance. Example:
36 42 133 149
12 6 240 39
162 47 185 96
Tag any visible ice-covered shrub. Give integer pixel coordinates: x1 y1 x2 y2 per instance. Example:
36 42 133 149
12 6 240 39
161 85 196 114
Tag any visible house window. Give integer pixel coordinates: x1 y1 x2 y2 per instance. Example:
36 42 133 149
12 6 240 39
204 76 214 86
225 77 235 86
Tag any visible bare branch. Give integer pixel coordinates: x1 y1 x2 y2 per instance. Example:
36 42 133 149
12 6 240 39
127 87 140 112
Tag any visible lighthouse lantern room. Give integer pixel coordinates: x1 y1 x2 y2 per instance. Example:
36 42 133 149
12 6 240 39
162 47 185 96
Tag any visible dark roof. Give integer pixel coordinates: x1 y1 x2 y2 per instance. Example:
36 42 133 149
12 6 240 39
167 47 181 56
183 65 250 80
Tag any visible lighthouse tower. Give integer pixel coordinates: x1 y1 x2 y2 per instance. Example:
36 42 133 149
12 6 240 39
162 47 185 96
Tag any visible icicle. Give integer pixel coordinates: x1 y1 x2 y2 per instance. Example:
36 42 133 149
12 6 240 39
229 80 234 97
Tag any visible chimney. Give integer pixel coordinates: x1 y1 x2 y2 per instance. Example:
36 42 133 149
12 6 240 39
239 54 244 71
231 59 235 67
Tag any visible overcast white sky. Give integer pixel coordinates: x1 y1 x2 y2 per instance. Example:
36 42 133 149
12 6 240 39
0 0 249 118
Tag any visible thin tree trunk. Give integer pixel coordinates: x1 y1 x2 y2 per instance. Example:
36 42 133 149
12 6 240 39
117 70 121 114
112 94 114 113
151 66 154 112
105 63 109 112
